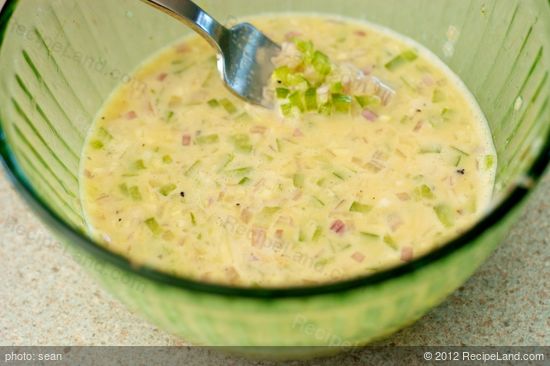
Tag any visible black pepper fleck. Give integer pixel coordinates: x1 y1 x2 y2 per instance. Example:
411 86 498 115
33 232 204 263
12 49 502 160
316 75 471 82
456 169 465 175
180 192 185 197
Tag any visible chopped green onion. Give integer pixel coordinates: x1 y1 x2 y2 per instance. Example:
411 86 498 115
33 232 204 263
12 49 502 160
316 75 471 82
441 108 455 119
119 183 129 196
484 155 495 170
220 98 237 114
195 134 219 145
129 186 142 201
231 134 253 153
432 88 445 103
293 173 305 188
305 88 318 111
238 177 251 185
332 93 352 113
162 155 173 164
207 99 220 108
90 140 104 150
166 111 175 122
312 226 323 241
419 145 442 154
218 154 235 172
383 235 398 250
276 88 290 99
385 49 418 71
434 204 454 228
159 184 176 196
332 171 346 180
229 166 253 176
189 212 197 226
350 201 373 213
145 217 162 235
98 127 113 141
312 196 325 207
450 146 470 156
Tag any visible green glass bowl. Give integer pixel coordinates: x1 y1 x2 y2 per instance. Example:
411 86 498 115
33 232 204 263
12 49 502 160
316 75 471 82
0 0 548 352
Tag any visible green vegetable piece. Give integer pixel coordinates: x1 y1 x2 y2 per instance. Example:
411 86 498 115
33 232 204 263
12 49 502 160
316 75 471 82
145 217 162 235
273 66 291 84
350 201 373 213
129 186 142 201
305 88 318 111
162 155 173 164
238 177 251 185
184 160 201 177
133 159 146 170
441 108 455 119
218 154 235 172
262 206 281 216
231 134 253 153
288 91 305 112
98 127 113 141
355 95 381 108
280 103 293 117
484 155 495 170
312 226 323 241
189 212 197 226
159 184 176 196
312 50 332 75
295 39 314 55
432 88 445 103
332 93 352 113
383 235 398 250
166 111 175 122
385 49 418 71
119 183 129 196
330 82 343 93
312 196 325 207
419 145 442 154
207 99 219 108
361 232 380 240
220 98 237 114
434 204 454 228
229 167 253 176
276 88 290 99
195 134 219 145
416 184 435 199
318 102 333 115
298 229 307 242
276 138 284 152
293 173 305 188
451 146 470 156
90 140 104 150
332 171 346 180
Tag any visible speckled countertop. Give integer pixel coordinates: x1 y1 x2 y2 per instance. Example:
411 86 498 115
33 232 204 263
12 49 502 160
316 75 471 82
1 165 549 350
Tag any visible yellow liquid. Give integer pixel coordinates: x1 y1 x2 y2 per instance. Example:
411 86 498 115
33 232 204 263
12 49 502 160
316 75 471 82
81 15 496 287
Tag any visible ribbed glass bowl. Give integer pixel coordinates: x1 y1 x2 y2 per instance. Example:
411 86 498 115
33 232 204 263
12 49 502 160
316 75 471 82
0 0 548 353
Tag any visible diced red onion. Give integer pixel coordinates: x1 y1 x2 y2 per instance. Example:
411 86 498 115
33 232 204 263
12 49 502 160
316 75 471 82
330 219 346 235
362 109 378 122
351 251 365 263
354 30 367 37
181 134 192 146
125 111 137 120
157 73 168 81
400 246 414 262
250 227 266 247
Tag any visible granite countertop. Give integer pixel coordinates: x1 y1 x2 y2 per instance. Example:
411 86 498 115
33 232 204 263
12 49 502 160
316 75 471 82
1 165 549 351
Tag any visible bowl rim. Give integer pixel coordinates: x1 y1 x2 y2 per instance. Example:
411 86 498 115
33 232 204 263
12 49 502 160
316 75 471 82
0 0 549 299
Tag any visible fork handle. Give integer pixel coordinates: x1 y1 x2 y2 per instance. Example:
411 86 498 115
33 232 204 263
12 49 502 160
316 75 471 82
143 0 226 51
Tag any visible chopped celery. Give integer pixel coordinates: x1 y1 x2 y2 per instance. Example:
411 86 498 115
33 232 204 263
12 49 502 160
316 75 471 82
385 49 418 71
231 134 253 153
159 184 176 196
350 201 373 213
129 186 142 201
166 111 175 122
162 155 173 164
235 112 251 122
312 196 325 207
318 102 333 115
261 207 281 219
361 232 380 240
119 183 129 196
184 160 201 177
332 171 346 180
195 134 219 145
414 184 435 200
330 82 343 93
288 91 305 112
305 88 318 111
145 218 162 235
133 159 146 170
293 173 305 188
207 99 220 108
441 108 455 119
295 39 314 55
355 95 381 108
220 98 237 114
484 155 495 170
312 50 331 75
432 88 445 103
383 235 398 250
298 229 307 242
229 166 253 176
189 212 197 226
238 177 251 185
98 127 113 141
332 94 352 113
276 87 290 99
434 204 454 228
90 140 104 150
273 66 291 84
